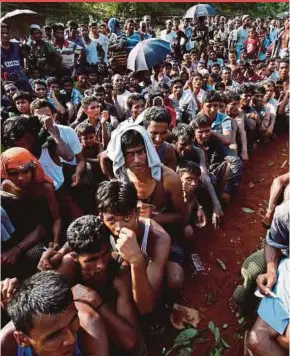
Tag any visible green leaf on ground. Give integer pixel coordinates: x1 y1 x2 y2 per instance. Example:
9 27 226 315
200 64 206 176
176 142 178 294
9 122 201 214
241 207 255 213
173 328 198 347
177 347 192 356
216 258 227 271
221 337 230 348
208 321 220 343
238 317 245 325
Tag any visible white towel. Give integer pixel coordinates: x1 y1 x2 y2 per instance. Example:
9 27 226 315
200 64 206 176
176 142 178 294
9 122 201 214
106 122 162 181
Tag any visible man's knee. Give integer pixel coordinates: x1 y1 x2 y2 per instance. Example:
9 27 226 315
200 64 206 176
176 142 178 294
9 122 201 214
184 225 194 240
166 263 184 290
277 324 290 350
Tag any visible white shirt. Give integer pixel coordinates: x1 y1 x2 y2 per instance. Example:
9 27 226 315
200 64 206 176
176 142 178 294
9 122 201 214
83 39 99 65
170 89 196 122
116 90 131 117
235 26 249 46
90 33 109 64
57 124 82 166
159 30 177 45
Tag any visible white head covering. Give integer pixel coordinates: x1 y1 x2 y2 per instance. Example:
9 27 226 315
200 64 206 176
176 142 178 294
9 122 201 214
106 122 162 181
30 24 41 31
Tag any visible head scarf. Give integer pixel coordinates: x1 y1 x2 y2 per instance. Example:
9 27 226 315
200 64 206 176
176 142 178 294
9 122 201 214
1 147 53 185
108 18 120 33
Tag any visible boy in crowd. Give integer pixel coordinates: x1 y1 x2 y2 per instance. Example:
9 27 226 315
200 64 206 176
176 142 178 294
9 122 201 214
177 161 207 240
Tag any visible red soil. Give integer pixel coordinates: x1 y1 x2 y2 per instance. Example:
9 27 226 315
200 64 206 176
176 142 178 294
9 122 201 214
148 135 289 356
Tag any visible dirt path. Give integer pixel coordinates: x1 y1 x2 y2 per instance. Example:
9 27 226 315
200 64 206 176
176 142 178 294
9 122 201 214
148 135 289 356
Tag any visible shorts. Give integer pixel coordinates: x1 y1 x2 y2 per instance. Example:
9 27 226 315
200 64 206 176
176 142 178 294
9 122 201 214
169 241 185 267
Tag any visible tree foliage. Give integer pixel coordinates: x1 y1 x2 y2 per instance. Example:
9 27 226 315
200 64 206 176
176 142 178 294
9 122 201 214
2 2 288 25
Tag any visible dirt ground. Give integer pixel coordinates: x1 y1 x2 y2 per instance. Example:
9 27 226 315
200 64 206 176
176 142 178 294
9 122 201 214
148 134 289 356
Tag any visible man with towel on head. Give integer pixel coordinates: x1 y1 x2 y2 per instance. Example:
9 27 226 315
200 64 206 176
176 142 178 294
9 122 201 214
101 123 187 300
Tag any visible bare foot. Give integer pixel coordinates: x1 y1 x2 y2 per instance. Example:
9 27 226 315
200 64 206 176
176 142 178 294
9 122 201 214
229 297 242 318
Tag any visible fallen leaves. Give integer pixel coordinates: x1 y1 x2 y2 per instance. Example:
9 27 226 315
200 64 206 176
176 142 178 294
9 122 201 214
216 258 227 271
241 207 255 213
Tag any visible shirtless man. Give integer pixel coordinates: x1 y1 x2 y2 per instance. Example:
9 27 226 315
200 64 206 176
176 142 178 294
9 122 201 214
0 271 109 356
117 129 186 291
143 107 177 171
38 180 171 315
53 215 144 355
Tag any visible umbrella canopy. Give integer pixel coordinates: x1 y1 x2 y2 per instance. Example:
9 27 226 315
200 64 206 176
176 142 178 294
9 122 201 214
277 12 289 20
0 10 46 40
127 38 171 72
184 4 218 19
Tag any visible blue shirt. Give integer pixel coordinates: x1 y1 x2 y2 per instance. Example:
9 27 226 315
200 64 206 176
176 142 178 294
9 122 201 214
211 112 232 134
127 32 141 51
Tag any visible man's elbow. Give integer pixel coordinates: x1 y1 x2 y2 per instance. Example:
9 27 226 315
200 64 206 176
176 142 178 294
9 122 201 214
122 330 139 352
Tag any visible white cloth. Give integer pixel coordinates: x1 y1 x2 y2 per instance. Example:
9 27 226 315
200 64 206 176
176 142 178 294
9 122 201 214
57 125 82 166
159 30 177 45
106 122 162 181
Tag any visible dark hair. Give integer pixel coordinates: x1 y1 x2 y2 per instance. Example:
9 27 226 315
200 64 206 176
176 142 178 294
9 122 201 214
32 79 47 90
177 160 201 177
143 106 170 128
89 21 98 28
96 179 138 215
171 77 183 87
2 116 41 148
52 23 65 31
228 49 237 56
211 63 221 69
12 91 33 103
94 85 105 94
214 82 225 91
75 122 96 136
158 83 170 91
127 93 145 110
67 215 111 254
226 92 240 104
120 130 145 154
67 21 78 28
62 76 73 85
191 72 203 80
192 114 212 130
254 86 266 96
172 123 193 142
241 83 255 94
3 81 17 89
81 95 103 110
203 91 221 103
30 98 52 113
46 77 60 87
7 271 73 334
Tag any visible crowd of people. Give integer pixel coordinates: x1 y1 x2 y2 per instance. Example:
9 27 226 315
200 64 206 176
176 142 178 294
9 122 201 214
0 11 289 356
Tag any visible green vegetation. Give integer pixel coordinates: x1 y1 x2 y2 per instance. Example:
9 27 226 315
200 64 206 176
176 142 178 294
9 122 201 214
2 2 288 25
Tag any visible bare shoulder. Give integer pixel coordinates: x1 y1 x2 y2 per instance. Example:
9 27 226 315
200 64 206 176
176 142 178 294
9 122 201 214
162 165 182 188
149 219 171 251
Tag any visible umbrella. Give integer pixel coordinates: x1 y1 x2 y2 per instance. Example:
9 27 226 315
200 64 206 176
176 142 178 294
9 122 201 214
0 10 46 40
127 38 171 72
184 4 218 19
277 12 289 20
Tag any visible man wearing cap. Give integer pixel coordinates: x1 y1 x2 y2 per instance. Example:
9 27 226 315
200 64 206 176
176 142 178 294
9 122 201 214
159 19 177 46
234 15 251 59
28 24 61 76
